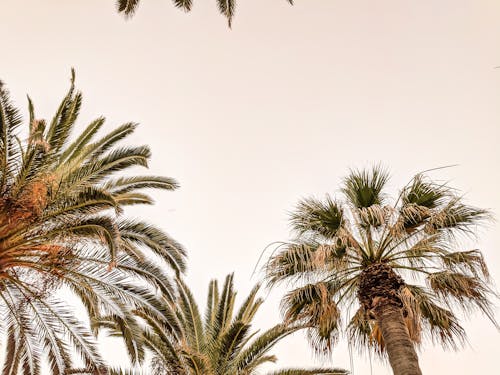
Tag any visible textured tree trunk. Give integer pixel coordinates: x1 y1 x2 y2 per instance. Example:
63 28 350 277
358 263 422 375
373 300 422 375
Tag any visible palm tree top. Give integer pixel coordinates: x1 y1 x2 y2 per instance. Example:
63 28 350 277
266 165 497 356
111 273 347 374
0 71 186 373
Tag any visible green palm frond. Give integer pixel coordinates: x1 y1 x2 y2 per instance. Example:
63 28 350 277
342 165 389 208
233 323 301 372
119 274 345 374
176 277 205 350
0 73 185 372
0 80 23 193
402 175 448 209
118 219 187 274
290 196 344 238
205 279 220 329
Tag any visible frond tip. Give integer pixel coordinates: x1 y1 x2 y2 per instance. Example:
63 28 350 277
115 0 295 27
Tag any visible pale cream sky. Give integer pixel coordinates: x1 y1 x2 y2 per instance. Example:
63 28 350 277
1 0 500 374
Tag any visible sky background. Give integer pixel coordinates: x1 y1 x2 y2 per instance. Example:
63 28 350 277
1 0 500 373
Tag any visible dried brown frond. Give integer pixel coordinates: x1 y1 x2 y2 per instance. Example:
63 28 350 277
357 204 392 228
28 119 51 152
441 250 490 279
281 282 340 355
400 287 422 345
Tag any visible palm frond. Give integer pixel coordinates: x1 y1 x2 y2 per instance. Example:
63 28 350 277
280 282 341 353
424 198 490 236
218 0 236 27
427 271 497 325
173 0 193 11
0 72 185 372
116 0 141 17
342 165 389 208
133 274 341 374
404 284 466 350
290 195 344 239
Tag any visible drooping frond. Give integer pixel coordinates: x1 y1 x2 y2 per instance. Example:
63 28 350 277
173 0 193 11
403 284 466 350
427 271 497 325
440 249 489 279
116 0 141 16
280 282 341 354
217 0 236 27
118 219 187 274
265 242 319 286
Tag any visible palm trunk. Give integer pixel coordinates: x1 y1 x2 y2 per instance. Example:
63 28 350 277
373 301 422 375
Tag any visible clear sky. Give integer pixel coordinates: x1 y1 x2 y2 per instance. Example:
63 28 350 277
1 0 500 373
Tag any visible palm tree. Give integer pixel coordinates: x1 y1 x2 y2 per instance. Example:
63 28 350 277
0 71 186 374
116 0 294 28
265 166 497 375
103 273 347 374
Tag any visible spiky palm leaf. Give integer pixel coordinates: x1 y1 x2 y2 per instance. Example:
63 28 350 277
107 274 346 374
0 72 186 373
116 0 295 28
265 166 496 366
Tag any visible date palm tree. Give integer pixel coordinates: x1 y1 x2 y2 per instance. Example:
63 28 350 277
0 72 186 374
102 273 347 375
116 0 294 28
265 166 497 375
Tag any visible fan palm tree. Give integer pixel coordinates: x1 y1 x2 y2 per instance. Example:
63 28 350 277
103 273 347 375
265 166 497 375
0 71 186 374
116 0 294 28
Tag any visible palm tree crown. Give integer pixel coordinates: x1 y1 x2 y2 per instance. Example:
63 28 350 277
113 273 347 375
265 166 496 375
0 72 186 374
116 0 294 28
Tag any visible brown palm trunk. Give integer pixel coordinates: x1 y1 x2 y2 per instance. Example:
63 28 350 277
373 300 422 375
358 263 422 375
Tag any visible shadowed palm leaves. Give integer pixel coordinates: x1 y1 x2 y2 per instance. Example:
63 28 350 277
106 274 346 375
116 0 294 28
0 72 186 374
265 166 497 375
